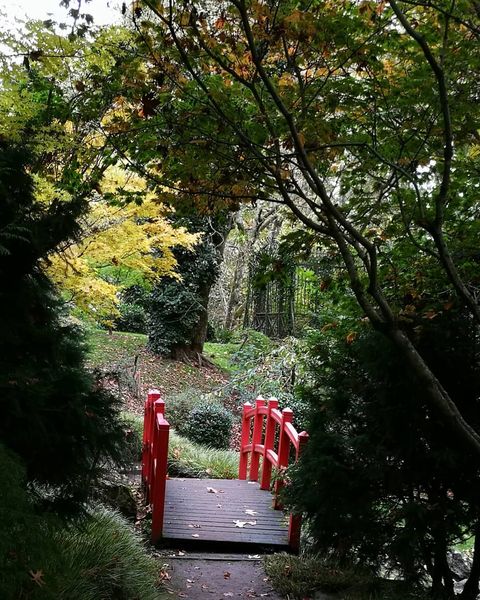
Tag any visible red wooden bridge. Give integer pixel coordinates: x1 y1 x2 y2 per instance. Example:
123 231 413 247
141 390 308 552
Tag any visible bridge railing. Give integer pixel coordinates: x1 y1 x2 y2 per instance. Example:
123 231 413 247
239 397 309 551
141 389 170 542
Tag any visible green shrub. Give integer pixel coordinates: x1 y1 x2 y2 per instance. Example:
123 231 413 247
166 389 213 436
264 553 427 600
208 324 234 343
168 430 238 478
218 334 309 429
0 444 59 599
286 311 480 594
0 144 125 510
231 329 275 368
184 401 233 449
116 302 147 334
0 443 162 600
119 413 238 478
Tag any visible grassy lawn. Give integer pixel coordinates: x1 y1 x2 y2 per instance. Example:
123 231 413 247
87 331 239 374
86 329 147 366
203 341 240 373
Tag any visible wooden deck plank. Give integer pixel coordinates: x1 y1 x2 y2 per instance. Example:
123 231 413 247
162 478 289 549
165 515 284 524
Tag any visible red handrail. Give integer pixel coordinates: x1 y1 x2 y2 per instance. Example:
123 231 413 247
239 397 309 551
141 389 170 542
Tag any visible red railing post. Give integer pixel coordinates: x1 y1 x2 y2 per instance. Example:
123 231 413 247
142 389 161 500
151 399 169 543
288 431 309 552
249 397 266 481
260 398 278 490
238 402 252 480
238 396 309 553
149 399 165 497
273 407 293 509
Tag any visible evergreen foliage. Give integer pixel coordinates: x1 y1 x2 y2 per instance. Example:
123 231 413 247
185 402 234 450
0 443 160 600
165 388 211 436
0 143 124 508
0 443 58 599
120 413 238 478
286 311 480 597
148 215 222 358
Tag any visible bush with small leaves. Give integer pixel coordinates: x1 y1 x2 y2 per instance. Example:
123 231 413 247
166 389 213 436
185 402 233 450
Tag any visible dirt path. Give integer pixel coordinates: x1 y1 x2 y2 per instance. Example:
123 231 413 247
159 552 337 600
160 553 282 600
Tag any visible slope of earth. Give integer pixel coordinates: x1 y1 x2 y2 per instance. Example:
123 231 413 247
85 329 230 416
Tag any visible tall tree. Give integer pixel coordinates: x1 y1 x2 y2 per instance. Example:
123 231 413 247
0 20 198 326
0 142 125 508
148 211 232 360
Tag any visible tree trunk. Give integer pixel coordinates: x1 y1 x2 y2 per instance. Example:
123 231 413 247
171 280 211 360
224 251 245 329
385 327 480 457
170 214 234 363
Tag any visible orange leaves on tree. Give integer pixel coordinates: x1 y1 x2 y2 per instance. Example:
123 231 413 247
215 15 226 30
346 331 358 344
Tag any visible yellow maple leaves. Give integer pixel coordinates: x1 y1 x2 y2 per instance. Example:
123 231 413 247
43 167 199 325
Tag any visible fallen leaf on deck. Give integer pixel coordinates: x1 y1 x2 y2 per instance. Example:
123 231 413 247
223 593 234 597
249 555 261 559
207 487 218 493
187 579 194 583
217 504 222 508
191 533 200 538
233 520 257 528
245 509 258 516
224 571 230 579
178 551 185 556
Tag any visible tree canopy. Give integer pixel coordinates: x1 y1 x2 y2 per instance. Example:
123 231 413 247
0 19 199 324
114 0 480 452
